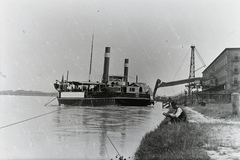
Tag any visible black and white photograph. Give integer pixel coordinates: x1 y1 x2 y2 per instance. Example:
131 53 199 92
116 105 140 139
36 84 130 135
1 0 240 159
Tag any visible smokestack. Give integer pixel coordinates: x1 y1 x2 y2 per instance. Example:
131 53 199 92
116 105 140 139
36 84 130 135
102 47 111 83
124 59 129 85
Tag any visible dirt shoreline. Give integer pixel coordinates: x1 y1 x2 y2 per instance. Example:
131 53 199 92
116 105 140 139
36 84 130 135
185 106 240 160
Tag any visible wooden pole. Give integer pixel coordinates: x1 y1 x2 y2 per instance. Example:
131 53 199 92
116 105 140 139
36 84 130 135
232 92 240 115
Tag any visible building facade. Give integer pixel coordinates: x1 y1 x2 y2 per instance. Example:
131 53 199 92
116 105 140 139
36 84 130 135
202 48 240 92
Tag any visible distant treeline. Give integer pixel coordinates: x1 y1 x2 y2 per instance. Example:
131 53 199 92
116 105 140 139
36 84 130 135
0 90 58 97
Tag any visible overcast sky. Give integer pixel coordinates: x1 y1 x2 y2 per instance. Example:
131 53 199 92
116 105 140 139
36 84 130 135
1 0 240 96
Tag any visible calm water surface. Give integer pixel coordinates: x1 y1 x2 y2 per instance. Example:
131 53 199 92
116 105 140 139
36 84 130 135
0 95 164 160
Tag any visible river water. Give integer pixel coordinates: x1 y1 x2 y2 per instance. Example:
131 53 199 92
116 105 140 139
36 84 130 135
0 95 164 160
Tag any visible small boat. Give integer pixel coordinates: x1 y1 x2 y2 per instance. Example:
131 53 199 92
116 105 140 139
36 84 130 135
54 47 153 106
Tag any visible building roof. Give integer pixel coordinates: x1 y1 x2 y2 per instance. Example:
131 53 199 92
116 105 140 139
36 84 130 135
202 48 240 73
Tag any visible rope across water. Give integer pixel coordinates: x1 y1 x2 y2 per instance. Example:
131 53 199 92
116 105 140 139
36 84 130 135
0 109 59 130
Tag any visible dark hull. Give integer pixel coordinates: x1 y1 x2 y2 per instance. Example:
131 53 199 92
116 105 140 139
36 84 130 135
57 97 152 106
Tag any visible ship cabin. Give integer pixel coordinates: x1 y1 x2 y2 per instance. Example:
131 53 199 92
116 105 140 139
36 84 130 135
54 80 100 92
54 80 102 98
108 75 126 86
107 75 150 94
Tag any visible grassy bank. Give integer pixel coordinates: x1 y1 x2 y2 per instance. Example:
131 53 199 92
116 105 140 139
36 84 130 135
192 103 240 120
135 103 240 160
135 122 210 160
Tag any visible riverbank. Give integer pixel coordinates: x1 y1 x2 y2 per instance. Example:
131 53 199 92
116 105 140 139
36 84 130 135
188 103 240 159
135 103 240 160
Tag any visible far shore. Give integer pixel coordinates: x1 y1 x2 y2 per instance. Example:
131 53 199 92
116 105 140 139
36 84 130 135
0 90 57 97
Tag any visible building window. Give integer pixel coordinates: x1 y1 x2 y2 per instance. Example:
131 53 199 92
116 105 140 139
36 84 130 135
233 54 239 61
233 78 238 85
234 66 239 73
130 88 135 92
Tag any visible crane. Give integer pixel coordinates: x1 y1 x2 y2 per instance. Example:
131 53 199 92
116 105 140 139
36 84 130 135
153 46 207 102
153 77 203 100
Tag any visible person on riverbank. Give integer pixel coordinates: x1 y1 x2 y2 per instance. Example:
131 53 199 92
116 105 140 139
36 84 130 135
163 101 187 123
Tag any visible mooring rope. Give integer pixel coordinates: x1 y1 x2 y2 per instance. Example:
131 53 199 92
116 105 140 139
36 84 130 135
81 119 121 159
44 97 57 106
98 125 122 158
0 109 59 130
44 90 57 106
0 105 122 159
46 91 56 103
105 130 121 157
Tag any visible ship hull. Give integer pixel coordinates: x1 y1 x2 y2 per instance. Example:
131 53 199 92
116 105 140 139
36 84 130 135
57 97 151 106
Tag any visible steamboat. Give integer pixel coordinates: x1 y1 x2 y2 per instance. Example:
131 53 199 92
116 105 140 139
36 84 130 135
54 47 153 106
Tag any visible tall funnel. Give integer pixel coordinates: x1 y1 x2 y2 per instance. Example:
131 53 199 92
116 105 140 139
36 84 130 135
124 59 129 85
102 47 111 83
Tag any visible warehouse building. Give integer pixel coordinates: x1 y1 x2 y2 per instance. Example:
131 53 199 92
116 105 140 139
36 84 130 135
202 48 240 93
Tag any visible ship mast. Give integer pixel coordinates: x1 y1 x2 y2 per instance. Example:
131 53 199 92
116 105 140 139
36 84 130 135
88 34 94 82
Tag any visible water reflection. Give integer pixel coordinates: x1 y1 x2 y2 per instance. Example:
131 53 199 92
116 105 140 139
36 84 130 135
0 96 163 159
52 105 162 159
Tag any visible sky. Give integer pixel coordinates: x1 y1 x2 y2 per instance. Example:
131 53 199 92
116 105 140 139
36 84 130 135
1 0 240 96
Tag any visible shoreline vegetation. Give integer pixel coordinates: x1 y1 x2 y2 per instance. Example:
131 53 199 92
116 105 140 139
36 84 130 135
135 103 240 160
0 90 57 97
